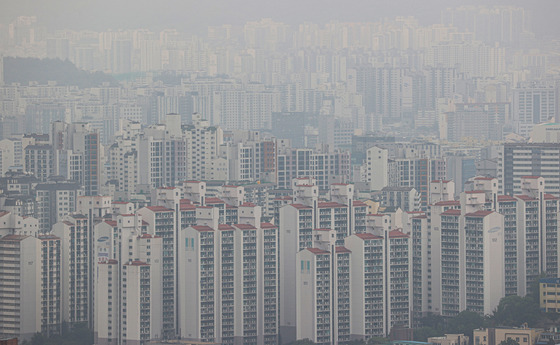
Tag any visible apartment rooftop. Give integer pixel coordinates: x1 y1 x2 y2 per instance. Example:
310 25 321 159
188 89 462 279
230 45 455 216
145 205 173 212
465 210 493 217
355 233 383 240
306 247 330 255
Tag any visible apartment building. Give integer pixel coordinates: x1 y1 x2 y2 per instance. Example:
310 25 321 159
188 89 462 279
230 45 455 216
184 113 224 181
276 147 351 191
52 214 90 325
0 211 39 237
345 233 386 338
0 234 61 340
93 214 164 345
94 260 119 345
35 181 83 232
24 144 53 182
137 205 176 339
294 227 412 343
382 187 422 212
178 211 279 344
432 206 505 317
465 176 560 296
51 122 101 196
513 81 558 137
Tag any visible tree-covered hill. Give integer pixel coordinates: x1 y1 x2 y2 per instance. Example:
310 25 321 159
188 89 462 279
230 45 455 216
3 57 116 88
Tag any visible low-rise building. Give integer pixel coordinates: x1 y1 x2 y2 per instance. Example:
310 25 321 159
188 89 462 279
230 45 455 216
474 327 542 345
540 278 560 313
428 334 469 345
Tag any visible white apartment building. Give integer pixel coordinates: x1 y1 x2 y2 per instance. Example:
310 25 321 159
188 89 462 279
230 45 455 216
345 233 386 338
107 135 138 198
280 179 367 343
430 204 505 317
52 214 90 325
295 227 345 344
276 147 351 191
464 175 560 296
498 143 560 197
35 181 83 233
295 227 412 344
0 210 39 237
386 229 413 331
184 113 224 181
137 205 176 339
514 177 560 294
24 144 53 182
50 122 101 196
120 261 152 345
411 214 430 323
513 81 558 137
38 234 62 336
93 212 164 345
212 90 280 130
0 234 61 340
95 260 119 345
0 138 23 175
381 186 422 212
279 202 314 342
178 210 279 345
107 114 222 196
181 180 206 205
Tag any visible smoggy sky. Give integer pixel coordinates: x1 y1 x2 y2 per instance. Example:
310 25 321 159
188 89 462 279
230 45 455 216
1 0 559 36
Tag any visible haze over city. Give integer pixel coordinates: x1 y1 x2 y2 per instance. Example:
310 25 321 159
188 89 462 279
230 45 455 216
1 1 560 345
1 0 559 35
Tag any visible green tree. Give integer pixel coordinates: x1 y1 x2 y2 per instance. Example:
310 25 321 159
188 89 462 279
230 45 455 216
346 340 367 345
446 310 487 339
414 327 444 342
290 339 316 345
492 294 540 327
418 313 446 332
21 323 94 345
499 339 520 345
30 333 47 345
367 336 390 345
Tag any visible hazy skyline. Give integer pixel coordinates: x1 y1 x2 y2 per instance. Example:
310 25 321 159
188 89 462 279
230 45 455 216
2 0 559 35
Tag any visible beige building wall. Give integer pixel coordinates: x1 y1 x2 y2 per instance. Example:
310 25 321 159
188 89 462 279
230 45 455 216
473 327 542 345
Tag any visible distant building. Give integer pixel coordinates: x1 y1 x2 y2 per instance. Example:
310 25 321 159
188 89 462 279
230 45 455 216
475 159 497 178
530 123 560 143
51 122 101 196
24 144 53 182
446 155 476 195
366 146 389 191
498 143 560 196
35 181 83 232
272 112 306 148
382 186 422 212
446 104 504 142
513 81 559 137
